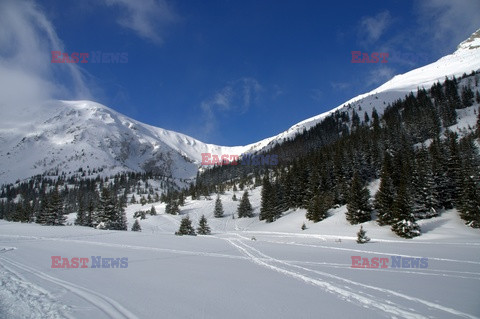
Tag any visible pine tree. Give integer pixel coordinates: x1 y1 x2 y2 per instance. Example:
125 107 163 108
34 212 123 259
356 225 370 244
346 172 372 224
411 147 439 219
150 205 157 215
429 137 451 209
371 108 381 134
445 132 462 206
96 187 126 230
36 195 49 225
375 153 395 225
214 194 224 218
75 198 86 226
391 183 421 238
237 191 253 218
178 193 185 206
461 86 474 107
85 200 95 227
165 199 179 215
259 175 279 222
131 219 142 231
434 80 457 127
175 215 196 235
458 176 480 228
22 199 33 222
197 214 211 235
111 197 127 230
45 187 65 226
130 194 137 204
273 181 288 215
96 187 114 227
477 106 480 139
306 193 330 222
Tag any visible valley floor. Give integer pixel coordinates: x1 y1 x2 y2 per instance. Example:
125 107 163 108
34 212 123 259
1 198 479 319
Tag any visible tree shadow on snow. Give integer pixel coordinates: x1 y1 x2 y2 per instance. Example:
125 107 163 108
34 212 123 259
418 218 449 234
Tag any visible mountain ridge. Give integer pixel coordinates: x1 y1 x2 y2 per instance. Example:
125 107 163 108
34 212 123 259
1 29 479 187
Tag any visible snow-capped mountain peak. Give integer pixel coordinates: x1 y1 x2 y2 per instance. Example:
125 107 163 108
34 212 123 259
457 28 480 50
1 30 479 187
248 29 480 153
0 100 250 186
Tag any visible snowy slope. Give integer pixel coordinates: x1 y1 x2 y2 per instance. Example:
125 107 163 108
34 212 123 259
1 30 479 187
0 100 251 186
249 29 480 153
1 182 479 319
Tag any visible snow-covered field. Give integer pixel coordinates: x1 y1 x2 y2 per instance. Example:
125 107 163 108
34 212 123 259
1 186 479 319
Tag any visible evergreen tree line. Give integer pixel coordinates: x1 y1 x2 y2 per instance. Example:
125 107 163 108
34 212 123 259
175 214 211 236
0 172 176 229
194 73 480 237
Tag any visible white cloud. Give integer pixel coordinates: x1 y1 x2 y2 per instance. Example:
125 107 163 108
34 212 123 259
200 78 263 135
416 0 480 52
0 0 91 115
102 0 178 44
365 66 395 87
358 11 392 45
271 84 285 99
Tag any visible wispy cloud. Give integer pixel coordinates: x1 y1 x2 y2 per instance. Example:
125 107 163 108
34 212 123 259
416 0 480 52
365 66 395 87
200 78 263 135
310 89 323 102
271 84 285 99
358 11 392 45
0 0 90 111
102 0 179 45
330 82 351 91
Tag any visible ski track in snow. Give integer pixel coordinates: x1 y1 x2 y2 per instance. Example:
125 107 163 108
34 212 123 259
240 231 480 246
224 236 479 319
0 234 247 262
233 233 480 266
230 233 480 280
0 258 71 319
280 259 480 281
1 230 479 318
0 256 138 319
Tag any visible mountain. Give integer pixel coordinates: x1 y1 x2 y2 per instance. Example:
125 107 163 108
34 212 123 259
0 100 250 186
1 30 479 187
249 29 480 153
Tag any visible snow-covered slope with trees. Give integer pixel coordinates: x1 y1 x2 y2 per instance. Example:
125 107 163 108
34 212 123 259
249 29 480 153
1 30 479 190
1 183 479 319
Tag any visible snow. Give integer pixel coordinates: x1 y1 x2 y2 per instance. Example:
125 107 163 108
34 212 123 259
1 26 480 319
0 99 253 186
1 184 480 319
1 31 479 187
250 29 480 153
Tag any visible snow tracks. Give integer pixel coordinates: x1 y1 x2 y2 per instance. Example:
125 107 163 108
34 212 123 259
224 236 479 319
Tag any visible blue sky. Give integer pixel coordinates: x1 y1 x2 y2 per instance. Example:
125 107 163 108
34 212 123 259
1 1 479 145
